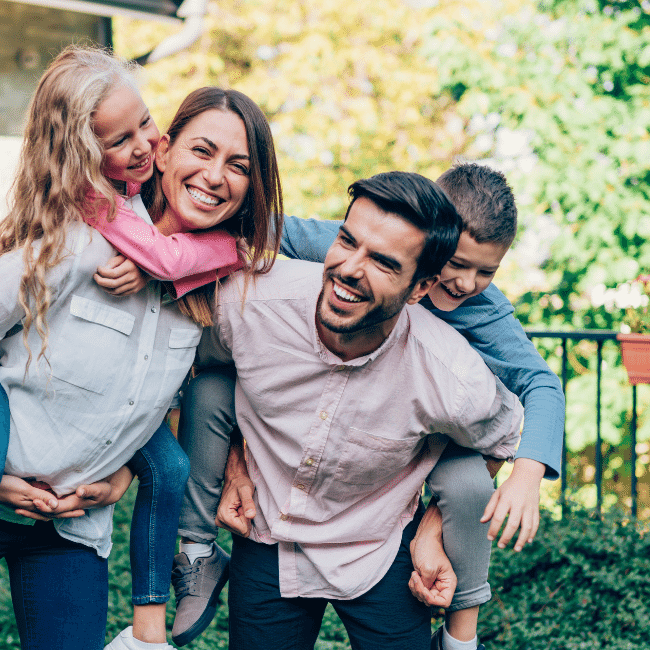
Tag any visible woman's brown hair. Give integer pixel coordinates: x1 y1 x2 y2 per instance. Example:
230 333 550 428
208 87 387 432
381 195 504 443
142 87 284 326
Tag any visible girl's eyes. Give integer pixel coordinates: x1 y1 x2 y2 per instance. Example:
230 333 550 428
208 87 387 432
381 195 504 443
232 163 250 175
193 146 211 156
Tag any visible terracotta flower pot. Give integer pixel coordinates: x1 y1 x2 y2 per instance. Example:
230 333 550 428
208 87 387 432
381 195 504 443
617 333 650 385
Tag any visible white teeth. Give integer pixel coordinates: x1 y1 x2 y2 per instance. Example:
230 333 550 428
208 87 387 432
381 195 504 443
443 285 465 298
333 284 362 303
187 186 222 206
131 156 149 169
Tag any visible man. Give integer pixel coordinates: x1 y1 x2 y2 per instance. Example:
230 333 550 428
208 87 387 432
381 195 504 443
195 172 523 649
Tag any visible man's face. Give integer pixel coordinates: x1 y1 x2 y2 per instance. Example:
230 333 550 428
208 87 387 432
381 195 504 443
317 197 433 339
428 231 508 311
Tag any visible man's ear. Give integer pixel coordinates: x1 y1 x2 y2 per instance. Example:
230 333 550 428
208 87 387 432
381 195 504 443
154 134 171 174
407 276 439 305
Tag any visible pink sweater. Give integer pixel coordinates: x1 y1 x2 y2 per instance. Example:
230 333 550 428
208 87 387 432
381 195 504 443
84 183 242 298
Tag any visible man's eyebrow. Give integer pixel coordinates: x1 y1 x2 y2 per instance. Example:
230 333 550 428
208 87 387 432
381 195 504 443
191 137 250 160
338 224 356 242
372 251 402 272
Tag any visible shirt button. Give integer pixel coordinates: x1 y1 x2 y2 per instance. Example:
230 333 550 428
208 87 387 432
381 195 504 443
106 440 112 446
74 468 83 473
296 484 305 491
336 365 346 371
129 400 134 406
320 411 328 420
144 354 149 360
279 513 289 521
150 306 157 313
305 458 314 467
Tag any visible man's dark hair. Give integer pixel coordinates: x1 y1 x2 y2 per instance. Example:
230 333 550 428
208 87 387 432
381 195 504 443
345 171 461 282
436 163 517 247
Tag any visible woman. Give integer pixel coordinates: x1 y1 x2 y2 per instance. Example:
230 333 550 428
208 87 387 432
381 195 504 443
0 60 282 650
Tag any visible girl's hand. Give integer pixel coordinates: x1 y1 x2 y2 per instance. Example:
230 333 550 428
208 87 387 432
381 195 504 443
94 254 148 296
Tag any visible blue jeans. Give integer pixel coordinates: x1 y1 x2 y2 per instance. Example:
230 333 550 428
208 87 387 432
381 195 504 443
228 504 430 650
0 383 9 475
0 518 109 650
126 422 191 604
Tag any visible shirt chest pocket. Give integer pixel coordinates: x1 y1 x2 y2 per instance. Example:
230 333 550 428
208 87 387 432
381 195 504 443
50 295 135 395
153 328 202 408
332 427 422 489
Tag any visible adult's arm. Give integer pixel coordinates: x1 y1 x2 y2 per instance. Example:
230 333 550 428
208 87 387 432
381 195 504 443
280 215 564 478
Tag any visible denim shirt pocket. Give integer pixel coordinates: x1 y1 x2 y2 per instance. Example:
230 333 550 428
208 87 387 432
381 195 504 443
154 328 202 408
50 295 135 395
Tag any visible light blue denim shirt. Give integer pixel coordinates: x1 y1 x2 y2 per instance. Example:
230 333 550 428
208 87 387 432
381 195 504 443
0 195 202 556
280 216 564 479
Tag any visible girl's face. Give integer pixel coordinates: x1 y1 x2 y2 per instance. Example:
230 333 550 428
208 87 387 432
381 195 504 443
155 109 251 234
93 83 160 187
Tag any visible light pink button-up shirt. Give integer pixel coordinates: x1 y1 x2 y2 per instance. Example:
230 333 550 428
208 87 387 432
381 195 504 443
198 260 523 599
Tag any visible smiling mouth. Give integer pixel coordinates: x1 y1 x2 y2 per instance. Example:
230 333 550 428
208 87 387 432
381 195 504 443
186 186 224 207
129 155 150 170
333 282 363 303
441 284 467 299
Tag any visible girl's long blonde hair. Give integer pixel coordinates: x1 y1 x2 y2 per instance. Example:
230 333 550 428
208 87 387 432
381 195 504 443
0 45 139 367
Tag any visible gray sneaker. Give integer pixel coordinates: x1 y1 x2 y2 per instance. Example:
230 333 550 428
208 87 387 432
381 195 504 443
171 543 230 646
431 625 485 650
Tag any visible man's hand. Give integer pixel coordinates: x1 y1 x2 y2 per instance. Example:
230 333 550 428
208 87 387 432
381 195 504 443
94 254 148 296
409 501 457 608
480 457 545 552
215 428 256 537
53 465 134 513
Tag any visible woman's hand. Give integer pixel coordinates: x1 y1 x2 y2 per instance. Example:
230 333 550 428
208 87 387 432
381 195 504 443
94 254 148 296
409 501 457 608
0 475 63 521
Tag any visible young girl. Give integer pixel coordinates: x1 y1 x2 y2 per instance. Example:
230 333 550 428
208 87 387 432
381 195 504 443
0 45 282 650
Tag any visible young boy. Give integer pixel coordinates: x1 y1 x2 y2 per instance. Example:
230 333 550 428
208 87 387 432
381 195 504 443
275 163 563 650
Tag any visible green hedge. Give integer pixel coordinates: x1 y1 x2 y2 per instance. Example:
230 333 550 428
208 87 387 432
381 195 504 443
1 490 649 649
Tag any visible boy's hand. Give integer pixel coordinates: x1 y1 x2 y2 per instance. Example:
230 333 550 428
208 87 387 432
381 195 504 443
480 457 545 552
409 501 457 608
94 254 148 296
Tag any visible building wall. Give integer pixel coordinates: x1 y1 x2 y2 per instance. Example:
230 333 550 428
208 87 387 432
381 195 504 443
0 1 106 218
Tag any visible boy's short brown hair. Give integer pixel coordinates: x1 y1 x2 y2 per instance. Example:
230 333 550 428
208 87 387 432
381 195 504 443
436 163 517 248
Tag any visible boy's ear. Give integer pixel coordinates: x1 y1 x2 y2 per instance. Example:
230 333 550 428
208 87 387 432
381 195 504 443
155 135 171 173
407 276 439 305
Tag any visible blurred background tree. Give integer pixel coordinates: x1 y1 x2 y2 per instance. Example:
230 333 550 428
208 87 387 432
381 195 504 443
112 0 650 511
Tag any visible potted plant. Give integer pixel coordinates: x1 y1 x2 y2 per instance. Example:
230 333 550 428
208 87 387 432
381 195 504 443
615 274 650 385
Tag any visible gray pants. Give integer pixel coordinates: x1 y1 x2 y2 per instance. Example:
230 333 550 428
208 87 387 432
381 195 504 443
177 367 494 611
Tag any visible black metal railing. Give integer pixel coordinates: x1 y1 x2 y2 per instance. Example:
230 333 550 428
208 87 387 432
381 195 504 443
525 330 642 518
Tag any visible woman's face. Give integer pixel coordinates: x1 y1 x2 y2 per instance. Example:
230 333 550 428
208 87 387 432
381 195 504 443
155 109 251 234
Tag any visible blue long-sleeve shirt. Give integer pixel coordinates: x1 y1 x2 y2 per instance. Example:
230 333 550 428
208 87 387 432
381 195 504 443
280 215 564 479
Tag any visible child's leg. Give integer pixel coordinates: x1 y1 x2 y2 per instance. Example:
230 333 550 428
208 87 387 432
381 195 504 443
426 441 495 649
0 383 10 475
124 422 191 644
172 366 237 646
177 365 237 544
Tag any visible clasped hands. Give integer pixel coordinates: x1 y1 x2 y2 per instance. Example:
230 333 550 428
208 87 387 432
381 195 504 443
0 466 134 521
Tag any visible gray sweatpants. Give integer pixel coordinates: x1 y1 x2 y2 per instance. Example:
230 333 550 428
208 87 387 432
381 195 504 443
177 367 494 611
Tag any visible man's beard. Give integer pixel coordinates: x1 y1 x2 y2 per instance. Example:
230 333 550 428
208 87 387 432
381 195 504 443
316 273 411 335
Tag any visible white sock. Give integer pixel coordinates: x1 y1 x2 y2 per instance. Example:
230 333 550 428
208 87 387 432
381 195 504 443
179 541 214 564
442 624 478 650
130 636 170 650
116 627 170 650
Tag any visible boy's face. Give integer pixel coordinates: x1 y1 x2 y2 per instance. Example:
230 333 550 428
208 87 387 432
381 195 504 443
428 231 509 311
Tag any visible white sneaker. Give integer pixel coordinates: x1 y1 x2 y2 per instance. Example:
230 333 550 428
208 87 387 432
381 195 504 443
104 626 175 650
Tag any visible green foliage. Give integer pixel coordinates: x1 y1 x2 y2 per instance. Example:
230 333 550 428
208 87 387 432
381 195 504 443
481 507 650 649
